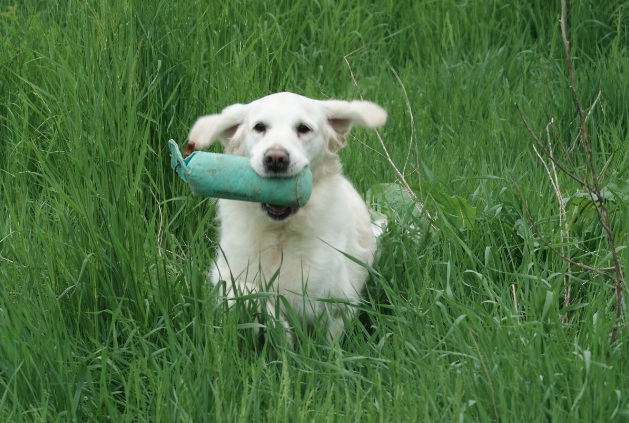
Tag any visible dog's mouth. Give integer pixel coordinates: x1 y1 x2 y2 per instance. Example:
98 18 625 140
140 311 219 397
261 204 298 221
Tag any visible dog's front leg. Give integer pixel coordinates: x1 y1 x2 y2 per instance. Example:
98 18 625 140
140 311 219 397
213 277 295 348
262 298 294 348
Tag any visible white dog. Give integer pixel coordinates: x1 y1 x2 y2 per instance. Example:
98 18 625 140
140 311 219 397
187 92 387 342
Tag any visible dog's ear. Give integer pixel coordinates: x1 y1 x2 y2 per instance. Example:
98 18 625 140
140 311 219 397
188 103 248 151
321 100 387 151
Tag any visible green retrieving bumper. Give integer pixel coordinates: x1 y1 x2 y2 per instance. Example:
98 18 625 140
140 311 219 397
168 140 312 207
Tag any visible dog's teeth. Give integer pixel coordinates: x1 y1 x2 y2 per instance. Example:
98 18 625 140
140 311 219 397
261 203 295 221
268 205 287 212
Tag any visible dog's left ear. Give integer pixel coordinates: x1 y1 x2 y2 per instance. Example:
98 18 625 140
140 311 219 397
321 100 387 151
188 103 248 152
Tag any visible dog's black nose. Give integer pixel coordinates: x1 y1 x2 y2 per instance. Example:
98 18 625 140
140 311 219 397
263 148 290 173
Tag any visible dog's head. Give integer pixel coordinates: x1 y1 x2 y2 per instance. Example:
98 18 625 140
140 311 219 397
187 92 386 220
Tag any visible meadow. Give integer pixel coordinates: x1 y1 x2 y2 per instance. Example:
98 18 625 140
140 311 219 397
1 0 628 421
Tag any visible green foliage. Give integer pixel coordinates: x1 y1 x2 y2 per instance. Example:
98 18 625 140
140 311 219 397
1 0 628 421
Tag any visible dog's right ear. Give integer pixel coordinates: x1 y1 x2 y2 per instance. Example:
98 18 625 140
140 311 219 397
320 100 387 152
188 103 248 152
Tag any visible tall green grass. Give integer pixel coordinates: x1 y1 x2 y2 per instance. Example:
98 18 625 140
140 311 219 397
1 0 628 421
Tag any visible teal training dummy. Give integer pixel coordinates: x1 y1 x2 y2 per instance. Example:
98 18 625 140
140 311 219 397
168 139 312 207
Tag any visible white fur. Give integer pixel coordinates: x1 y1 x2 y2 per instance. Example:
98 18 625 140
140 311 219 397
188 92 387 342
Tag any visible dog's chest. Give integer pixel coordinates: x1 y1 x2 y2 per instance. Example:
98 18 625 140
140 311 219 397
218 200 343 283
225 221 326 273
252 226 308 264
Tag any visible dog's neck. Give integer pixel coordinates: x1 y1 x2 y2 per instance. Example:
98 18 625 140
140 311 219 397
310 154 342 182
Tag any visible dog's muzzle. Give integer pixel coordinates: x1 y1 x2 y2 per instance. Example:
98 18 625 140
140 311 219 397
263 148 290 174
259 148 300 220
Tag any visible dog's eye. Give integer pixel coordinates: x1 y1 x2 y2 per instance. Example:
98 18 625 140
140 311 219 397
296 124 311 135
253 122 266 133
